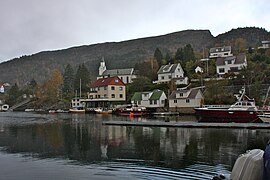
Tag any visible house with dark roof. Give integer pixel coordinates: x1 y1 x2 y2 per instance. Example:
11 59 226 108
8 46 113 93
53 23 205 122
131 89 167 108
216 53 247 76
86 76 126 108
258 40 270 49
153 63 188 85
209 46 233 58
98 58 137 84
168 88 204 113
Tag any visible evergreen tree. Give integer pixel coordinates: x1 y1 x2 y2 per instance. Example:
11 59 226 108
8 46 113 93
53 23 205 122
154 48 163 66
74 64 90 96
62 64 74 98
183 44 196 61
175 48 184 61
6 83 21 105
165 52 171 64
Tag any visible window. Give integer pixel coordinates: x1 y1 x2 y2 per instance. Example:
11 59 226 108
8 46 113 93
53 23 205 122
104 94 107 98
98 95 100 98
111 86 115 90
161 100 165 104
180 93 183 97
174 100 177 104
150 100 153 105
168 75 171 79
98 87 100 90
119 87 123 91
138 101 141 105
119 94 123 98
154 100 157 104
111 94 115 98
227 60 232 64
186 99 190 103
127 77 129 83
104 86 107 90
219 68 225 73
161 76 164 80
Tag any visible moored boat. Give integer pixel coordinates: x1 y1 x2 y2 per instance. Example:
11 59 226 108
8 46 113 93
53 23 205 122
95 107 112 115
69 108 85 113
194 88 261 123
116 104 148 116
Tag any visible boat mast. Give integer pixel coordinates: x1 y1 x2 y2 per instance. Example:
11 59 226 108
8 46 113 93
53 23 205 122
79 78 82 98
263 86 270 106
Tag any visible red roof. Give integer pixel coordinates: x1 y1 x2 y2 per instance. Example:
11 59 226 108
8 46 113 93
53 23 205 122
90 76 125 88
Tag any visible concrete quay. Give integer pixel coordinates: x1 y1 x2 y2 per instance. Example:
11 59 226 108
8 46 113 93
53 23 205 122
102 121 270 129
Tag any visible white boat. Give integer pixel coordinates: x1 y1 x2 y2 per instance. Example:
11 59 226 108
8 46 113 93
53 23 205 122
95 108 112 115
69 108 85 113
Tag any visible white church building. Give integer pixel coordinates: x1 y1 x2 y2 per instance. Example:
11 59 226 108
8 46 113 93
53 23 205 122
97 58 137 84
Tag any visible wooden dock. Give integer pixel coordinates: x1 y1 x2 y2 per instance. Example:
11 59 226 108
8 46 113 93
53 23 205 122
102 121 270 129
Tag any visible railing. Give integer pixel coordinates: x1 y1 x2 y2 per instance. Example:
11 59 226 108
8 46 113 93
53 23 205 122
202 104 231 108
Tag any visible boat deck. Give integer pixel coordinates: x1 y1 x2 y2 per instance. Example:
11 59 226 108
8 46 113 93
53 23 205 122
102 121 270 129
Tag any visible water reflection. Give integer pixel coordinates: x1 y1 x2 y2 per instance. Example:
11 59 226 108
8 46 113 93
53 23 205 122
0 112 270 179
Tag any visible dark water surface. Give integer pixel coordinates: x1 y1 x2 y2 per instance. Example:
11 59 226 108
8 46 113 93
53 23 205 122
0 112 269 179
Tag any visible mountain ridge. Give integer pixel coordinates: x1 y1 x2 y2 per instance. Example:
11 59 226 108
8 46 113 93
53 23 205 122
0 27 269 86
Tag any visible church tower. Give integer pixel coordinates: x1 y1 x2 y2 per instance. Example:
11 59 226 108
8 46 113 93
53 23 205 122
99 57 106 76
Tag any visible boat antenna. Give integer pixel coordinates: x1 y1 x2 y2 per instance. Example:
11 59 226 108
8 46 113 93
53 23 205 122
263 86 270 106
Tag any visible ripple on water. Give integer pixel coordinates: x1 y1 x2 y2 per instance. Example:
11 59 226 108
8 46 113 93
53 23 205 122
0 152 231 180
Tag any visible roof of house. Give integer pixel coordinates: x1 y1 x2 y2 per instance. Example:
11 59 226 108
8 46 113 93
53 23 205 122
90 76 125 88
101 68 134 76
149 90 164 100
169 88 201 99
210 46 231 53
131 92 142 101
157 63 181 74
131 89 165 101
216 53 246 66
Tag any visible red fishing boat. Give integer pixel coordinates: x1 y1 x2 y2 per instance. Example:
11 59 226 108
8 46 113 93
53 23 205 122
194 88 261 123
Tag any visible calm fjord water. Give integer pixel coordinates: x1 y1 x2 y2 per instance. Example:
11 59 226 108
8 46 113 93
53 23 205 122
0 112 269 179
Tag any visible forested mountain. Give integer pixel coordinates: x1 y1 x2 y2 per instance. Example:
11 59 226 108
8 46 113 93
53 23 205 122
0 27 269 86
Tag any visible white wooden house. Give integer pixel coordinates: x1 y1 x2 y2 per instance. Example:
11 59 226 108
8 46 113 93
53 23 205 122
216 53 247 76
153 63 188 85
131 89 167 108
169 88 204 113
209 46 233 58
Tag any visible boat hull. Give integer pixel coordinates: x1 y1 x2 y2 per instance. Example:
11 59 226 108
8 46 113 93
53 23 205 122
195 108 260 123
69 109 85 113
116 110 147 116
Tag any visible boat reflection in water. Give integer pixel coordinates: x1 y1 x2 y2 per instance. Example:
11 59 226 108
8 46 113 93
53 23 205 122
0 112 269 179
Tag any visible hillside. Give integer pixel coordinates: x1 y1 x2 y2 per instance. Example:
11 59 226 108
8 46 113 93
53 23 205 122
0 27 269 86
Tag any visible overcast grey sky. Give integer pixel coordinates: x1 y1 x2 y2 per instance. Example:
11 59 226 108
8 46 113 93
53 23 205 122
0 0 269 63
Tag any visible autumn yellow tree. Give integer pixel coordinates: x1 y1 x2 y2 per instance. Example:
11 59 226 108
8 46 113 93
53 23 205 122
36 69 63 107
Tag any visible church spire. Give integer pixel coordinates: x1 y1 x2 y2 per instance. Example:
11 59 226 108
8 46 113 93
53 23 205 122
99 57 106 76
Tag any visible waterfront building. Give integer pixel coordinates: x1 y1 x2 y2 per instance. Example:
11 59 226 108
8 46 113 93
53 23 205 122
131 89 167 108
86 76 126 108
168 87 204 113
